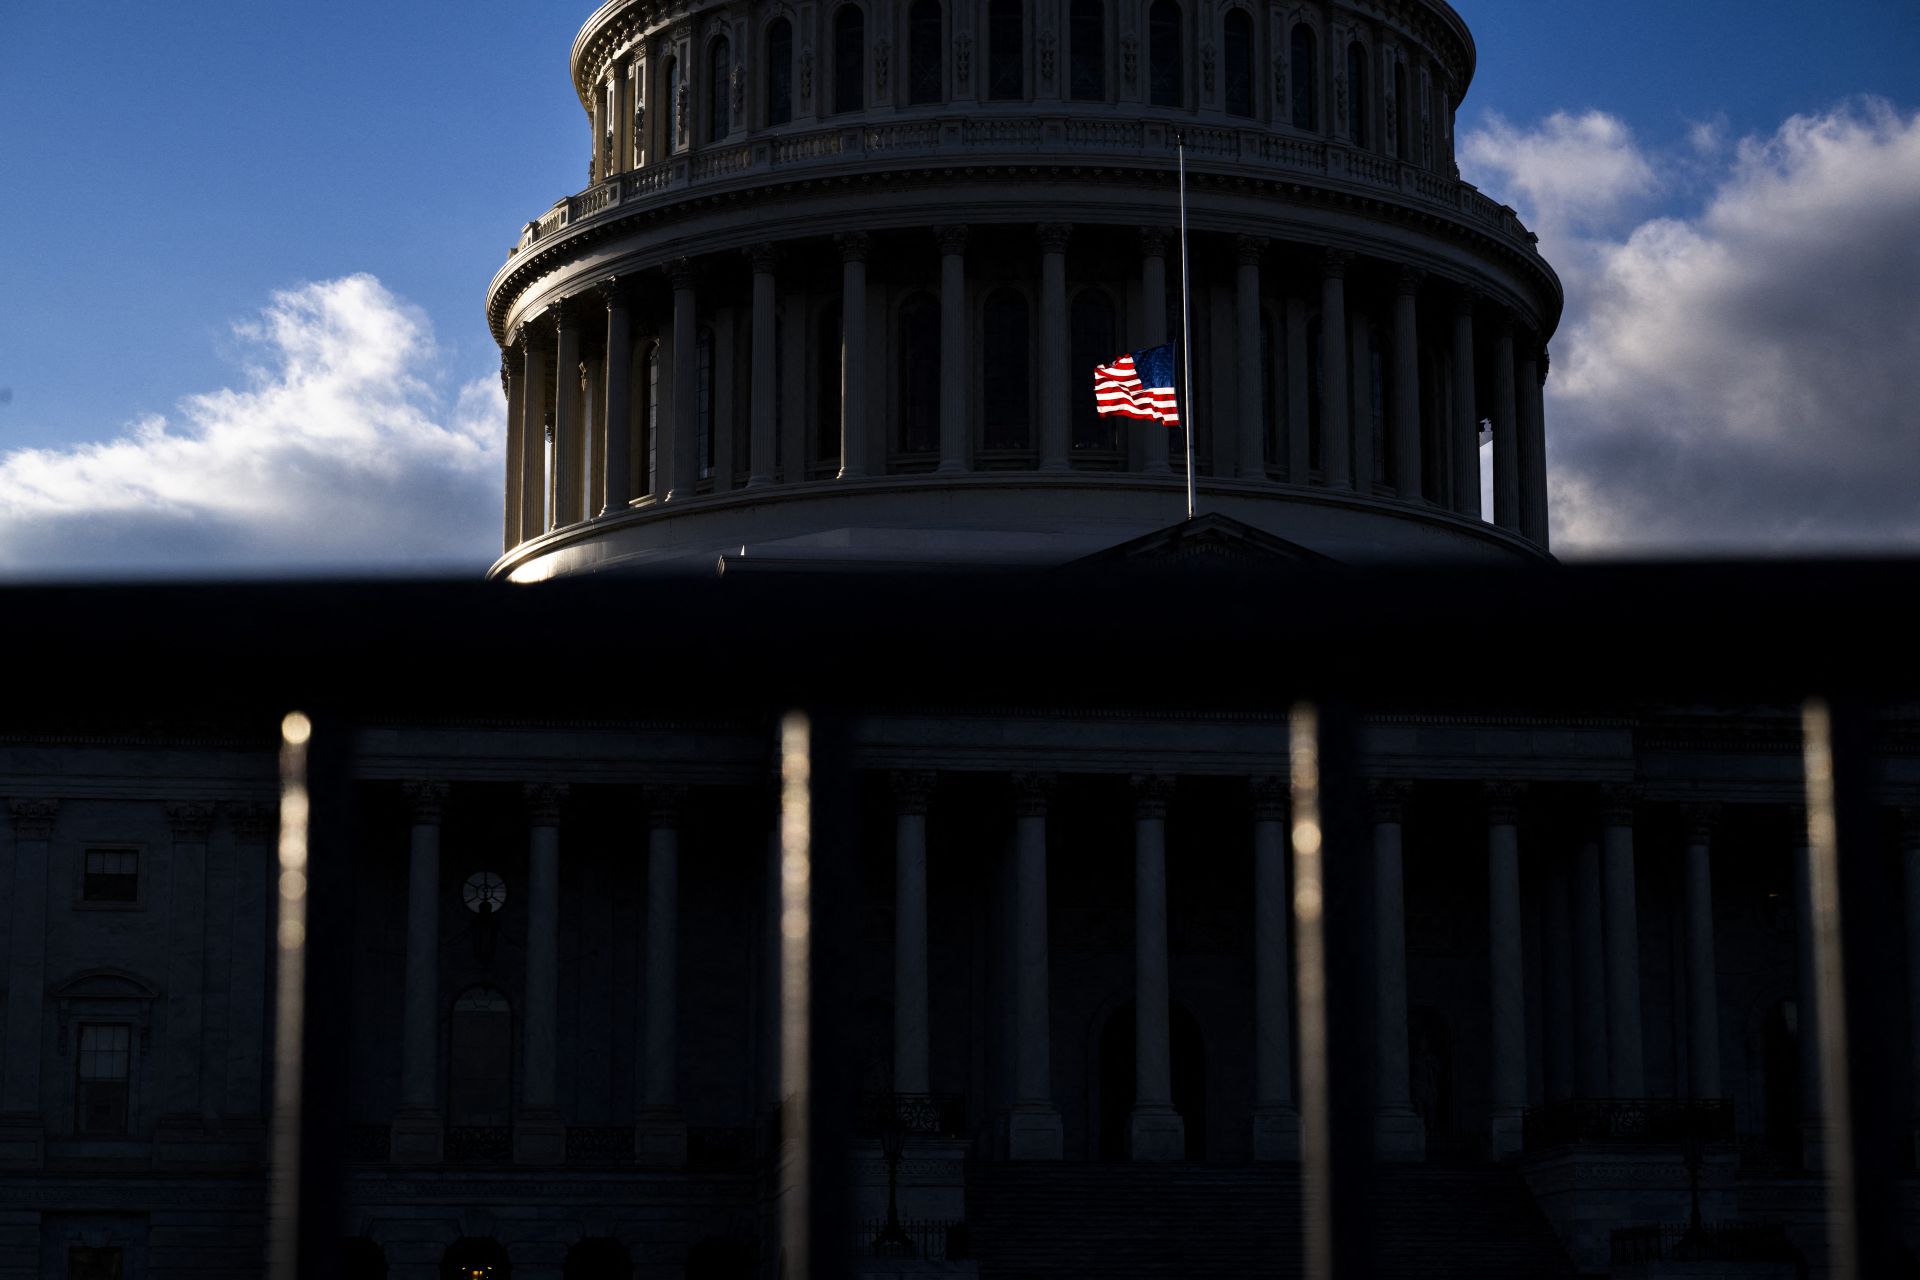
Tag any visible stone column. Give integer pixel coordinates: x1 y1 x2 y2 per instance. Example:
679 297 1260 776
1349 308 1375 490
1285 295 1311 484
515 784 565 1163
1570 834 1609 1099
518 324 550 541
1790 808 1824 1168
1038 224 1073 472
1251 778 1300 1160
837 233 870 480
1370 781 1424 1160
1485 783 1526 1157
1 799 56 1165
1129 775 1184 1161
748 246 778 488
668 260 698 501
1391 268 1423 499
1490 316 1520 532
1318 250 1352 490
393 782 446 1162
612 65 633 176
1540 842 1574 1103
600 283 635 516
638 786 687 1165
1235 236 1268 480
1520 346 1550 548
1902 808 1920 1167
1600 785 1645 1098
1139 229 1172 475
590 83 606 182
156 802 213 1148
1007 773 1063 1159
550 303 582 527
502 354 523 552
1449 291 1479 520
1681 804 1722 1100
936 226 970 474
893 773 934 1096
224 806 274 1120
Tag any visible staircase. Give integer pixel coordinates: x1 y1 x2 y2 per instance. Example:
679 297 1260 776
966 1163 1573 1279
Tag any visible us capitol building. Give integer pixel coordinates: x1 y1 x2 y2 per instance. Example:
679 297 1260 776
3 1 1915 1278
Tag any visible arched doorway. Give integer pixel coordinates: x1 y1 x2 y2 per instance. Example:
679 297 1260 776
342 1237 387 1280
448 986 513 1131
563 1237 630 1280
1096 1001 1207 1161
443 1237 510 1280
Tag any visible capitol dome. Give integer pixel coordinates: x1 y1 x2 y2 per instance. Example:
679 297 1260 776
485 0 1560 579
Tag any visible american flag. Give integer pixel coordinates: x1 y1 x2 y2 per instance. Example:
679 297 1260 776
1093 342 1180 427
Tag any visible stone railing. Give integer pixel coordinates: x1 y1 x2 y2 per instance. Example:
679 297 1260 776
563 1124 634 1164
444 1124 513 1163
503 116 1537 265
1610 1222 1796 1272
854 1091 969 1140
1522 1098 1734 1151
341 1122 391 1163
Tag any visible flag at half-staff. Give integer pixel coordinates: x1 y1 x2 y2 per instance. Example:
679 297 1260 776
1092 342 1181 427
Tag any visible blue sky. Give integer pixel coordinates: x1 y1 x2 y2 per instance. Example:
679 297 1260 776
0 2 1915 571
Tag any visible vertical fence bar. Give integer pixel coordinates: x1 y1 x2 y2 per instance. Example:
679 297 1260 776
1801 701 1857 1277
266 714 310 1280
779 713 813 1280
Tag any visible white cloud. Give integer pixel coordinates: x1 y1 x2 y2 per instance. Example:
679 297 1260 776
1461 99 1920 555
0 274 503 577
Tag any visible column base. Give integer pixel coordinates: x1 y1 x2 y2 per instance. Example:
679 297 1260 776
1253 1105 1301 1162
1373 1106 1427 1163
1129 1105 1185 1162
391 1110 444 1163
512 1109 565 1164
934 461 969 475
1489 1107 1525 1161
1143 463 1174 477
0 1113 44 1168
1004 1103 1062 1161
636 1109 688 1167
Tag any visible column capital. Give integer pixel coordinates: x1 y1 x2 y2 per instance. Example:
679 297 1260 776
1011 771 1055 817
891 770 936 817
1250 775 1288 822
7 797 58 839
230 802 275 843
1130 773 1176 820
667 258 697 292
1491 308 1516 337
1368 778 1412 824
1538 346 1551 385
747 243 780 275
548 298 578 333
1235 234 1268 266
1138 226 1172 258
1452 285 1478 318
1483 781 1526 825
934 224 970 256
1599 783 1641 826
644 785 686 831
165 802 216 841
1037 222 1074 254
1395 264 1425 295
403 780 449 825
524 782 568 827
511 323 531 353
596 277 635 310
836 232 870 264
1320 248 1352 279
1680 802 1721 846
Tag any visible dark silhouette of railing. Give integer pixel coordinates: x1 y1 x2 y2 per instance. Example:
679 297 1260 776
1523 1099 1734 1151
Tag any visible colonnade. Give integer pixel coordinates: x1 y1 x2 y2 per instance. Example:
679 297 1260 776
499 226 1552 555
381 773 1871 1167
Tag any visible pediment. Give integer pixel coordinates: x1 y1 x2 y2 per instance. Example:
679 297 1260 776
1070 513 1335 568
53 969 158 1002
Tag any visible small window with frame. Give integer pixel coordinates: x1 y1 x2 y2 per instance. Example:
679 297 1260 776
76 1023 132 1135
82 848 140 904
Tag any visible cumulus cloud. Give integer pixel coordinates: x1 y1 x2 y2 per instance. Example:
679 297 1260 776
0 274 503 577
1462 98 1920 555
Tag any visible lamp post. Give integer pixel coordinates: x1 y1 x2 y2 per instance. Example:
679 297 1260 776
872 1095 916 1259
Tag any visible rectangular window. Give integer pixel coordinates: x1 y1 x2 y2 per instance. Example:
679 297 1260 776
68 1247 124 1280
82 848 139 903
77 1023 132 1135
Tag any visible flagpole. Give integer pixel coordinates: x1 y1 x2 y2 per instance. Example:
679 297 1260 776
1176 131 1197 521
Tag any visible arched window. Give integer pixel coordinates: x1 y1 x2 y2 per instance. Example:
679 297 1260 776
814 302 842 465
1346 41 1368 147
1149 1 1183 108
833 5 865 114
645 343 660 495
987 0 1023 100
1290 24 1317 130
1069 0 1105 101
897 293 940 456
981 289 1031 452
1223 10 1254 118
766 19 794 126
908 1 943 105
665 57 683 148
708 38 732 140
442 1238 511 1280
697 326 715 479
448 986 512 1130
1070 289 1119 454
